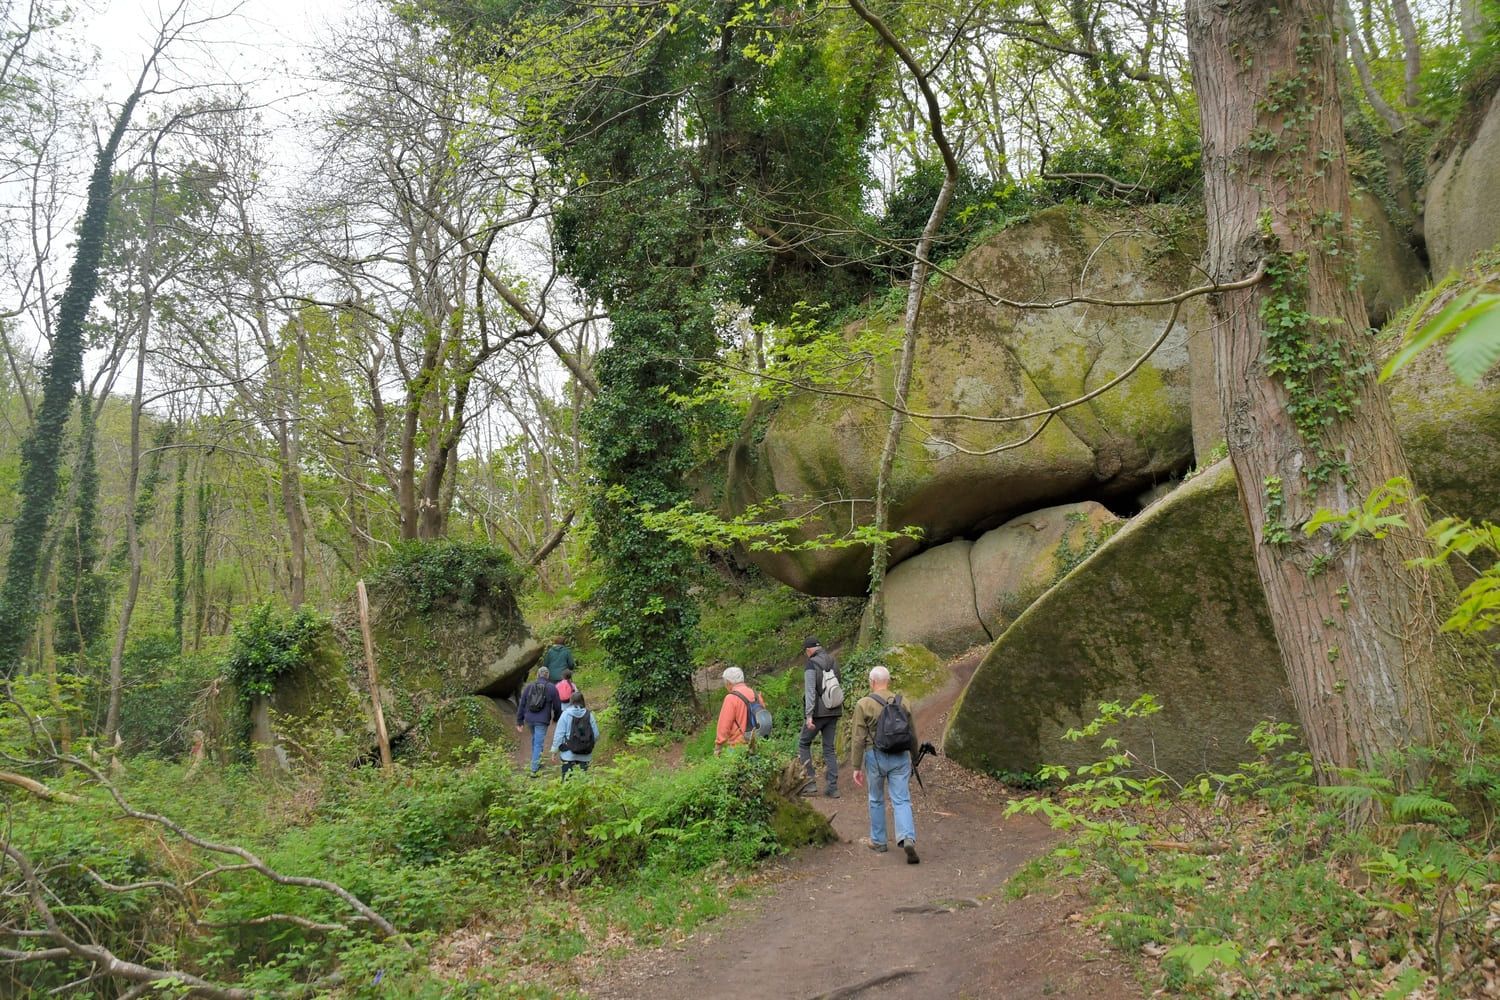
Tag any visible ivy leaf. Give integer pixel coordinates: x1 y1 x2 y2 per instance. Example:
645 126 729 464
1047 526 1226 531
1444 297 1500 385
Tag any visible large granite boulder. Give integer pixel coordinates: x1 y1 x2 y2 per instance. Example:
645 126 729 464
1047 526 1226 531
856 501 1122 656
1352 189 1427 327
333 544 544 739
1383 270 1500 525
728 205 1206 595
943 461 1296 780
1426 89 1500 277
971 501 1121 637
861 539 983 656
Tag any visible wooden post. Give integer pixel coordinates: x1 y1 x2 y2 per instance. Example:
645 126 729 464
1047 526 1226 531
356 580 393 774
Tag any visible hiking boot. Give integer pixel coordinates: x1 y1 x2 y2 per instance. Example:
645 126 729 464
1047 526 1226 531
824 789 839 799
861 838 888 853
798 783 818 797
899 840 920 864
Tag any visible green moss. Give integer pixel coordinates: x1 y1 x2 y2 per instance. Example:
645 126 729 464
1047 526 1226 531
946 461 1297 780
767 792 836 847
881 643 948 700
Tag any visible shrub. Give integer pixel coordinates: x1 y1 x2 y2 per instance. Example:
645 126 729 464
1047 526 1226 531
220 602 329 705
366 539 523 616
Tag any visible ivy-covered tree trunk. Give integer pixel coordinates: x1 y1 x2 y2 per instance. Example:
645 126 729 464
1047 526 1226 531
1186 0 1471 783
0 93 141 672
54 394 107 666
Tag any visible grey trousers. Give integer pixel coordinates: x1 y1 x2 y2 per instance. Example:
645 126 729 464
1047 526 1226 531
798 715 840 792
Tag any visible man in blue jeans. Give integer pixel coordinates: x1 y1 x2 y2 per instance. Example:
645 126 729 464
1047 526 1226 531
514 666 561 775
849 665 919 864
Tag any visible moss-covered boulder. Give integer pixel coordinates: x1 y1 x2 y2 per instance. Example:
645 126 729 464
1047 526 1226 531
1426 89 1500 277
944 461 1296 780
730 205 1205 595
1383 263 1500 525
855 501 1122 656
1189 258 1500 513
334 543 544 740
396 696 513 765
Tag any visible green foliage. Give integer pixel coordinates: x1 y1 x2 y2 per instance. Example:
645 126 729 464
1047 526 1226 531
1050 511 1120 583
0 734 821 996
1307 476 1500 646
1380 283 1500 386
1258 241 1366 487
694 575 859 673
220 602 329 703
366 538 523 616
173 450 187 647
640 492 923 556
1007 697 1500 997
117 629 220 755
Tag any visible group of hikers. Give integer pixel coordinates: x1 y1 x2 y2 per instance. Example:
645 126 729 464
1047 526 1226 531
519 635 922 863
715 637 922 865
514 636 599 777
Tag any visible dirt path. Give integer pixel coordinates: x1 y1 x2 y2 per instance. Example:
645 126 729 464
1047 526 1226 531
578 650 1143 1000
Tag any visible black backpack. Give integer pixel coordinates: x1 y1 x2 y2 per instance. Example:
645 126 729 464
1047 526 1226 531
561 710 595 755
524 681 549 715
870 694 914 754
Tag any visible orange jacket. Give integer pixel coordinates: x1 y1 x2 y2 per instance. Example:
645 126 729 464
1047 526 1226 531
715 683 759 750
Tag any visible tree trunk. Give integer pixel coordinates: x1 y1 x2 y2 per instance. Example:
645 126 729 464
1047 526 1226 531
1187 0 1470 786
853 0 960 645
276 420 307 609
105 276 154 743
1388 0 1422 108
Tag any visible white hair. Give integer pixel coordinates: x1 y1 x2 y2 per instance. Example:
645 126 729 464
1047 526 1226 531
722 666 745 685
868 665 891 684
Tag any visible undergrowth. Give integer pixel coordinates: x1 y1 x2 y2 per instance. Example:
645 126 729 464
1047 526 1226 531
1007 695 1500 998
0 726 823 998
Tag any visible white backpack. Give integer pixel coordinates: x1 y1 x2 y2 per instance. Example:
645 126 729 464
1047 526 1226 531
818 664 845 710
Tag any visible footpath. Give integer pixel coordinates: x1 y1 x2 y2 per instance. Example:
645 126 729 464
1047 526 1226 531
578 651 1144 1000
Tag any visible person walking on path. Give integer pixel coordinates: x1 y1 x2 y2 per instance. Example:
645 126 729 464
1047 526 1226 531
542 636 575 682
515 666 561 775
556 669 576 703
799 636 843 797
714 667 760 755
850 665 920 864
551 690 600 777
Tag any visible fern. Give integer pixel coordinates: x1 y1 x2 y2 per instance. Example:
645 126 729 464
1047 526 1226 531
1391 792 1458 823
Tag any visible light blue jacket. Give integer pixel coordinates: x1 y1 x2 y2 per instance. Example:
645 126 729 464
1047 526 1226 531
551 706 600 762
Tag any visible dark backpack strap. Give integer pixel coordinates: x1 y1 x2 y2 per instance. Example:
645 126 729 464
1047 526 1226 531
730 690 756 734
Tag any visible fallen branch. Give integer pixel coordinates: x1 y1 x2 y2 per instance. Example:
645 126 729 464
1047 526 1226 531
56 751 407 946
808 967 920 999
1 843 252 1000
0 771 79 804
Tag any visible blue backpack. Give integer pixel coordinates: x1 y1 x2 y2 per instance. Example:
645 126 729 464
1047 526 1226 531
732 690 773 739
